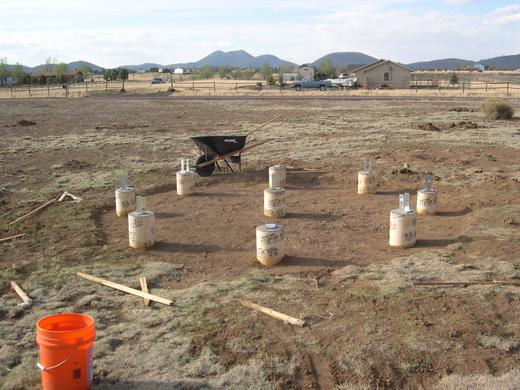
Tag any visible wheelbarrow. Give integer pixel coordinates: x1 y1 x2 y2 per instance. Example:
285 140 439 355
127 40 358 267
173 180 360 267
191 115 281 177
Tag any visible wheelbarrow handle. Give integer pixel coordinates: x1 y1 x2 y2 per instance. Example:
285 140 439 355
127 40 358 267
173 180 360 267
244 114 283 137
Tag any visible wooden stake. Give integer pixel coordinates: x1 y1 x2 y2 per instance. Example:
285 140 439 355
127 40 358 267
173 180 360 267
414 280 520 287
139 277 150 306
0 233 26 242
9 198 57 225
240 299 305 327
244 114 283 136
10 281 32 306
76 272 172 305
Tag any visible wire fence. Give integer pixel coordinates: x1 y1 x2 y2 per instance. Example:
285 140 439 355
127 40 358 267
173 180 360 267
1 76 520 98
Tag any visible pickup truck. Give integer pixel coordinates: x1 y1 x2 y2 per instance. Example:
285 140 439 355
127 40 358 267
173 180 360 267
292 77 331 91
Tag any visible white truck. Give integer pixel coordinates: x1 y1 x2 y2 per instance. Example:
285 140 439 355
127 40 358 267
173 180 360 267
326 75 359 88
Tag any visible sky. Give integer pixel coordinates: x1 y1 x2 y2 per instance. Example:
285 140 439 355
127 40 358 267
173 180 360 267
0 0 519 68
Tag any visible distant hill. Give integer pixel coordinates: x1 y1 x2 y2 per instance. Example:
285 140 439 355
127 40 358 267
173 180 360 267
407 58 477 70
5 64 33 73
480 53 520 70
311 52 377 67
67 61 104 72
167 50 296 69
120 63 164 72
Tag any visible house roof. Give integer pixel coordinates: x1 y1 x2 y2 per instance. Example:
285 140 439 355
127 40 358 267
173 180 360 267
352 60 412 74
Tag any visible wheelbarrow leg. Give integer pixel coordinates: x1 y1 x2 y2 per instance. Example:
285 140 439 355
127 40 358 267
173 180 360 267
223 159 234 172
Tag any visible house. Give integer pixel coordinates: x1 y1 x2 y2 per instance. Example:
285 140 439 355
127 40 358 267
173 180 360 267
31 70 85 83
474 63 485 72
350 60 412 89
174 68 192 75
0 76 16 86
298 64 315 79
282 73 298 82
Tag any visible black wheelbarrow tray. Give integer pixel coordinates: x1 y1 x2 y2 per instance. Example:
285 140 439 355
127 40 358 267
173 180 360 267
191 135 270 176
190 115 281 177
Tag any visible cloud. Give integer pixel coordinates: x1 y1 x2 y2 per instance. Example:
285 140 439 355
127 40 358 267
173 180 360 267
0 1 519 67
487 4 520 25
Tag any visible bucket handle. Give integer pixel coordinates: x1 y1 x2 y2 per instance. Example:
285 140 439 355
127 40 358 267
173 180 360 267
37 339 82 372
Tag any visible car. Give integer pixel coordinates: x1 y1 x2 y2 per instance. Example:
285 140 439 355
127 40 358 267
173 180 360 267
151 78 165 84
292 77 331 91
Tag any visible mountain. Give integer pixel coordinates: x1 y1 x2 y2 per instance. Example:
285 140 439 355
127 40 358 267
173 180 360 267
67 61 104 72
407 58 477 70
167 50 296 69
480 54 520 70
5 64 33 73
120 63 164 72
311 52 377 67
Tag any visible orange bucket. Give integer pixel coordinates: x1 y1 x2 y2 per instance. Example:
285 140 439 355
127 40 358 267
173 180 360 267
36 313 95 390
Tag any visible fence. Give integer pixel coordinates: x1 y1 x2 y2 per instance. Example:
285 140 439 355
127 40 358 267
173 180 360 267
1 76 520 98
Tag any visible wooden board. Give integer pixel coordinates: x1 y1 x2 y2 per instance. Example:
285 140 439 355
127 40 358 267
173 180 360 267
76 272 172 305
10 281 32 306
0 233 26 242
240 299 305 327
139 277 150 306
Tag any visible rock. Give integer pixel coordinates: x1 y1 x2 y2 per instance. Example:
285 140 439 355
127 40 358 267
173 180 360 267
16 119 37 127
418 122 440 132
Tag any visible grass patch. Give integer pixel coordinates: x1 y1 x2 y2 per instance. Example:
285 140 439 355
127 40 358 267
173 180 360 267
481 98 514 120
476 334 520 352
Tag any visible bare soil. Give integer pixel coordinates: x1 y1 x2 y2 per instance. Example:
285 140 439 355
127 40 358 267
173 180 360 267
1 96 520 389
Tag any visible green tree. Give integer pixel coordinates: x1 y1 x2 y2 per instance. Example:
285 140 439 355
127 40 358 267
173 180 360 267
317 59 335 79
200 65 214 79
259 63 272 81
449 73 459 85
12 63 25 85
118 68 129 80
78 64 92 77
279 62 295 74
54 62 68 83
217 66 228 79
0 58 8 84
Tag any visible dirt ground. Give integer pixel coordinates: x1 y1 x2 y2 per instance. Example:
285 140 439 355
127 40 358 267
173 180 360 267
1 96 520 389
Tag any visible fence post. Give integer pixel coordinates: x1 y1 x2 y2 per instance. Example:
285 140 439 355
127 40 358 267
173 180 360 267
65 86 69 98
105 80 108 93
235 82 238 93
485 83 488 93
507 82 510 95
213 82 216 93
192 81 194 92
462 82 465 94
10 86 12 97
47 84 50 97
28 83 31 96
85 82 88 95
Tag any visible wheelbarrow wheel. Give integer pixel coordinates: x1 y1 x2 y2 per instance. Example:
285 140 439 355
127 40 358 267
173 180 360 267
195 155 215 177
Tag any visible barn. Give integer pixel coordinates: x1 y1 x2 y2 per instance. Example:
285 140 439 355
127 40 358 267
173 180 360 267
351 60 412 89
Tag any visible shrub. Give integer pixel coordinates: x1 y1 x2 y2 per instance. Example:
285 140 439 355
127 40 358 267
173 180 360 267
481 98 514 120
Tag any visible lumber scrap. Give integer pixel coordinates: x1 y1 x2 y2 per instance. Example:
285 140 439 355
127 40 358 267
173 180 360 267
139 277 150 306
58 191 83 203
240 299 305 327
414 280 520 287
9 198 57 225
76 272 172 306
10 281 32 307
0 233 26 243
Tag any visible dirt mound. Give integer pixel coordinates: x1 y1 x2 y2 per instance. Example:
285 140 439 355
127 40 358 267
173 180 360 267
63 159 91 169
418 122 440 132
16 119 37 127
449 107 474 113
449 121 479 129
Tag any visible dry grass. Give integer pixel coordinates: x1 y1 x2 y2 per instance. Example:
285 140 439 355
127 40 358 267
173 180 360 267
436 369 520 390
481 98 515 119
